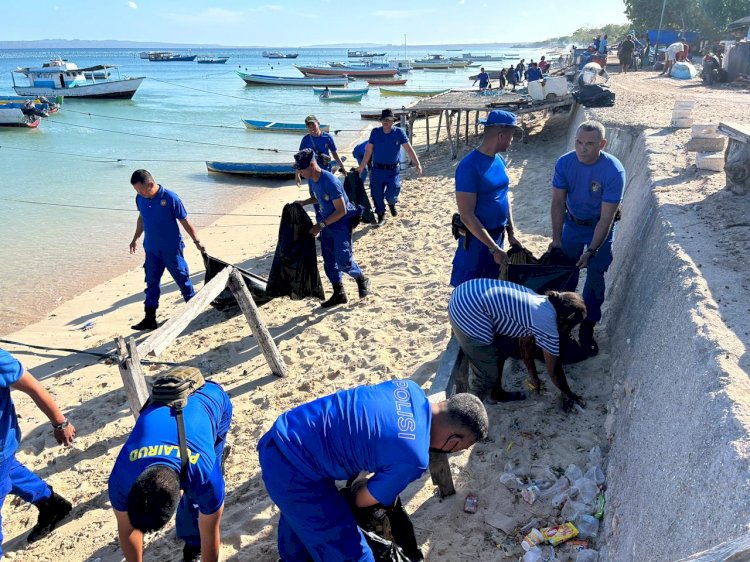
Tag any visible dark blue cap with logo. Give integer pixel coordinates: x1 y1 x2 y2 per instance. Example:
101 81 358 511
293 148 315 170
485 110 519 128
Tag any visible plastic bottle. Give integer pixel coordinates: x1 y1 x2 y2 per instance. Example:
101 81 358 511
574 477 599 505
574 514 599 539
522 547 543 562
561 498 588 522
585 465 606 485
565 464 584 482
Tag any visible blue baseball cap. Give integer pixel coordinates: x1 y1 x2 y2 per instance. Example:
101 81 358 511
293 148 315 170
485 110 519 128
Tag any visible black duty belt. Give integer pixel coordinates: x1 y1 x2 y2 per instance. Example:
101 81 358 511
373 161 399 170
566 211 597 227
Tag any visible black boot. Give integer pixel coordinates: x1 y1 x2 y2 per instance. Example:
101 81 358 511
578 320 599 357
321 284 347 308
376 212 386 226
388 203 398 217
356 275 371 298
131 306 157 331
28 489 72 543
183 543 201 562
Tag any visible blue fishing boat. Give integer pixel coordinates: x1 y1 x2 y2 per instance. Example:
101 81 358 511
197 56 229 64
319 92 365 102
242 119 330 133
206 161 297 178
311 86 369 95
237 71 350 87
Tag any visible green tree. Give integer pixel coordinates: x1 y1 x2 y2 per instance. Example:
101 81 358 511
624 0 749 38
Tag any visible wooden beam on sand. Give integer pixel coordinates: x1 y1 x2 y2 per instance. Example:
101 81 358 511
116 336 150 418
227 269 287 378
426 335 466 497
137 265 232 358
675 532 750 561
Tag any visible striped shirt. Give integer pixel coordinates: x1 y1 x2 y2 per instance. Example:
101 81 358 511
448 279 560 355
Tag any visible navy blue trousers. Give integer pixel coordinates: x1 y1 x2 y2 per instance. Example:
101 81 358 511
257 436 374 562
369 168 401 214
143 245 195 309
450 230 505 287
560 219 616 323
319 221 362 286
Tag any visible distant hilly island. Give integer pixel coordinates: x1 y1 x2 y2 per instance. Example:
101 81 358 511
0 39 531 50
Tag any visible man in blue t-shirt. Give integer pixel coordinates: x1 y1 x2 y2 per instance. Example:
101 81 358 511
294 148 370 308
451 110 522 287
550 120 625 356
129 169 205 331
257 380 488 562
448 280 587 410
357 109 423 225
473 67 491 89
108 377 232 562
296 114 346 185
0 349 76 555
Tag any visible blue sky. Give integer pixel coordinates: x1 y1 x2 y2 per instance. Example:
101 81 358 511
3 1 629 46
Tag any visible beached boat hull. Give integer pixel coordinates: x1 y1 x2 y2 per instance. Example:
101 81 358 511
14 77 144 99
242 119 330 133
237 72 349 87
366 79 408 86
379 87 450 97
311 86 368 95
0 108 41 127
297 66 398 78
206 161 297 178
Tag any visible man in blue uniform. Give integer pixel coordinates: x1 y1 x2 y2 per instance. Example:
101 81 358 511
357 109 423 225
108 376 232 562
0 349 76 555
258 380 488 562
526 62 543 82
294 148 370 308
550 120 625 356
448 280 587 410
473 67 491 89
451 110 521 287
129 169 205 331
296 114 346 186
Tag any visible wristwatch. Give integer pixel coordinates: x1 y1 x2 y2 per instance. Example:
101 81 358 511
52 419 70 431
318 221 327 229
489 245 500 255
585 247 598 258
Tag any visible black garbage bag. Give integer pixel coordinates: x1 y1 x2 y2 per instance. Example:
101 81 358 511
507 263 580 294
573 84 616 107
203 253 272 310
363 529 417 562
344 169 376 224
266 202 325 301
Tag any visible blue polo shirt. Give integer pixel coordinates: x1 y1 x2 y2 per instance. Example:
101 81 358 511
455 149 510 231
309 170 355 220
477 72 490 88
353 140 368 164
552 151 625 221
368 126 409 166
526 67 543 81
108 381 231 515
449 279 560 355
263 380 431 506
299 132 338 160
0 350 24 461
135 186 188 252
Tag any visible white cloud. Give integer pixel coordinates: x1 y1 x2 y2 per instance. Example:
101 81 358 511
128 1 137 8
459 0 465 4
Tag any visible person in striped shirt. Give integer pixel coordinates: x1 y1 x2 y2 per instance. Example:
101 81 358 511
448 279 587 410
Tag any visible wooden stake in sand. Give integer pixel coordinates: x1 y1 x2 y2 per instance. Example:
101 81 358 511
116 265 287 418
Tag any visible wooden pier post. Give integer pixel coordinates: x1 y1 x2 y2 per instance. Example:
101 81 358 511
464 110 469 144
435 111 443 144
445 110 456 159
227 269 288 378
425 113 430 153
455 110 462 149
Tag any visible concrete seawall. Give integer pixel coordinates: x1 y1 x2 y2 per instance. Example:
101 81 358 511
567 104 750 561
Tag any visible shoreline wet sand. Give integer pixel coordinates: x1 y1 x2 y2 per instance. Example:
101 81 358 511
2 72 749 561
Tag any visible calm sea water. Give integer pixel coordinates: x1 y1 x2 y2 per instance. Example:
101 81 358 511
0 46 548 333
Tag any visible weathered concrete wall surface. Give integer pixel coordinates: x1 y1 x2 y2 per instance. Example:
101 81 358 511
567 104 750 561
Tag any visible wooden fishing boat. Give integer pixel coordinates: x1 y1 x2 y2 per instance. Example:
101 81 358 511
0 107 42 127
319 92 365 102
378 87 450 97
237 71 349 87
242 119 330 133
311 86 368 95
148 52 197 61
197 56 229 64
206 161 297 178
424 67 456 73
296 65 398 78
366 78 408 86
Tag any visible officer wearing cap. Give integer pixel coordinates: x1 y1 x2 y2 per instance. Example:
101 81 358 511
357 109 423 226
294 148 370 308
296 115 345 187
450 110 521 287
549 120 625 356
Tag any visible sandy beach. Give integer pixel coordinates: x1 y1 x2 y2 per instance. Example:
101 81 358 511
2 70 749 561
